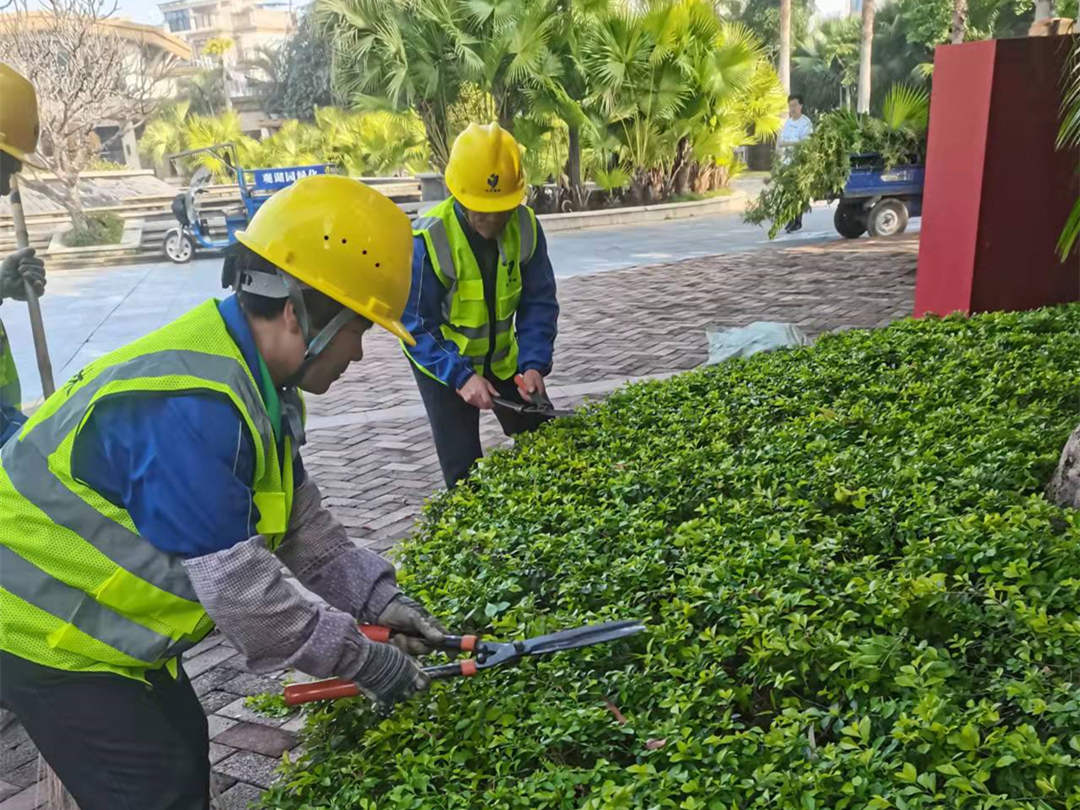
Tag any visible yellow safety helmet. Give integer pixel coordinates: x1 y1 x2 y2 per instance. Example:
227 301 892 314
235 174 416 345
0 64 41 167
445 122 526 213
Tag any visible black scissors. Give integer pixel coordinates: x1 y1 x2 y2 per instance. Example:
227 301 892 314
492 374 575 419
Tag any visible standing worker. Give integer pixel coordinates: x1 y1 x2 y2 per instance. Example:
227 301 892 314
405 122 559 487
0 174 449 809
0 64 48 443
777 93 814 233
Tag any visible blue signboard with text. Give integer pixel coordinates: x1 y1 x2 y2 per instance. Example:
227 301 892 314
250 164 333 191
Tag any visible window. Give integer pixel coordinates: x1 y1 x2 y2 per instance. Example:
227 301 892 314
164 9 190 31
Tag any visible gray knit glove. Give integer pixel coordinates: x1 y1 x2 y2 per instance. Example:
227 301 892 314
377 594 447 656
0 248 45 302
354 640 429 712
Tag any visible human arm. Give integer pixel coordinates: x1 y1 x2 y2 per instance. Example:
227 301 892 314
514 224 559 378
71 393 431 701
401 235 476 391
183 539 427 705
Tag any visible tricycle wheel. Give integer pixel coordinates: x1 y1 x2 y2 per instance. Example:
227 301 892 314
162 229 195 263
834 202 867 239
867 198 909 237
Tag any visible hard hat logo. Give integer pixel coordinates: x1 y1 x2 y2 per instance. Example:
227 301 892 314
445 123 526 213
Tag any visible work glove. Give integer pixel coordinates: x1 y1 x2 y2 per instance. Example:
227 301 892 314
354 637 429 713
376 593 447 656
0 247 45 302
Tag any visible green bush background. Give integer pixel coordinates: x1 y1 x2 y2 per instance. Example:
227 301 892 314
266 307 1080 809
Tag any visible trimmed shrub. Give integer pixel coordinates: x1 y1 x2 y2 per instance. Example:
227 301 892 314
61 212 124 247
265 307 1080 809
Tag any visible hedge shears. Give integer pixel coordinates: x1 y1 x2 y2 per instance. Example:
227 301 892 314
492 374 574 420
283 619 645 706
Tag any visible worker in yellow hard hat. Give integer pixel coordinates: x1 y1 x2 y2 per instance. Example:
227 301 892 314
404 122 560 487
0 63 48 443
0 174 452 809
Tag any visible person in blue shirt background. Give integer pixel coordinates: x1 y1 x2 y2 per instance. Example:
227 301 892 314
404 123 559 487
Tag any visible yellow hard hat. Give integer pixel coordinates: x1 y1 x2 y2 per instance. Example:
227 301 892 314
445 122 526 213
0 64 41 166
235 174 416 345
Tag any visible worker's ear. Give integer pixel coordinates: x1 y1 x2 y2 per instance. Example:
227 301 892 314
281 298 303 336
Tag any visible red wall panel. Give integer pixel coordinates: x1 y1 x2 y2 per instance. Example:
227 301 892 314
914 35 1080 318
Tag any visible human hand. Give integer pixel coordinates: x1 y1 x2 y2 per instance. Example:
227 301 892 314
354 637 429 712
376 594 448 656
457 374 498 410
515 370 547 402
0 247 45 301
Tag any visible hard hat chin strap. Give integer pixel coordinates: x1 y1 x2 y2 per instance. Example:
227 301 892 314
233 267 357 389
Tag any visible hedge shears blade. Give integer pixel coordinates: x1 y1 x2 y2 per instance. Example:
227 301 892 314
491 375 575 420
282 619 646 706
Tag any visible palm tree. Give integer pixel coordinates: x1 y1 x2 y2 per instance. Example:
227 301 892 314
793 17 860 110
202 37 235 112
951 0 968 43
316 0 476 170
779 0 791 94
856 0 875 113
138 100 191 172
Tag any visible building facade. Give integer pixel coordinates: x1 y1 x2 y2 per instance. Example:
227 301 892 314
158 0 295 72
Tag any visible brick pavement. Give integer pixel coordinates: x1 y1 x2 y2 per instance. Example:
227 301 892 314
0 235 918 810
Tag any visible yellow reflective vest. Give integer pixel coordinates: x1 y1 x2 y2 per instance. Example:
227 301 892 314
410 198 537 381
0 318 19 408
0 300 297 680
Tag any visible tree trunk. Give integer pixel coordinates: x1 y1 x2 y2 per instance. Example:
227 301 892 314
222 59 233 112
1033 0 1053 21
951 0 967 44
567 124 584 207
20 173 89 233
779 0 792 95
1048 424 1080 508
857 0 876 114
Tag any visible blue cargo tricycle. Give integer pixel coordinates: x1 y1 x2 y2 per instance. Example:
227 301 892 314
162 143 335 263
833 153 924 239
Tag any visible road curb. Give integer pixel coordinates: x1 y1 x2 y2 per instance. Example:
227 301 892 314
538 191 748 233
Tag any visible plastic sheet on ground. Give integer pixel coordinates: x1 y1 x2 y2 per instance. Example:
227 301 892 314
704 321 811 366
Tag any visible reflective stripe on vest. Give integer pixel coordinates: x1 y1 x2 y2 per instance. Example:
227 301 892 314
0 300 296 678
412 199 537 379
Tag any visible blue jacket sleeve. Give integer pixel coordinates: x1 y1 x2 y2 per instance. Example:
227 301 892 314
72 393 263 559
400 234 475 390
515 223 559 375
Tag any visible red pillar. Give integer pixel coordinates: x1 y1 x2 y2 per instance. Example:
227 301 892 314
914 35 1080 318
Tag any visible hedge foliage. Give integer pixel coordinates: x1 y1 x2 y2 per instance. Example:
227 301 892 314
265 307 1080 810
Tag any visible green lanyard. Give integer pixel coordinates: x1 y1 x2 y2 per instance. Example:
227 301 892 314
255 354 282 443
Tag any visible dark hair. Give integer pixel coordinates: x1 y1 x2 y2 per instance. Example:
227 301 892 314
224 242 344 331
788 94 803 105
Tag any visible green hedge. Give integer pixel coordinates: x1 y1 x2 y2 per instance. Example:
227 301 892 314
265 307 1080 809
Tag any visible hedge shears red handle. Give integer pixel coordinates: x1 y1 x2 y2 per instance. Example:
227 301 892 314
283 625 479 705
282 620 645 706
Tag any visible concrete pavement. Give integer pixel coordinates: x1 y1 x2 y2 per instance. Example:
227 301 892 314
3 203 920 404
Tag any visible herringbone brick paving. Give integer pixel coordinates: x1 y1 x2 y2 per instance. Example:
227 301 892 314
0 236 918 809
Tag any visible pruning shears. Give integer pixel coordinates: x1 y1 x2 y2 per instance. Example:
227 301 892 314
283 619 646 706
492 374 574 420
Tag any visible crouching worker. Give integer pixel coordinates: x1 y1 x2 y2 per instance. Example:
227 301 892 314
0 175 448 810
